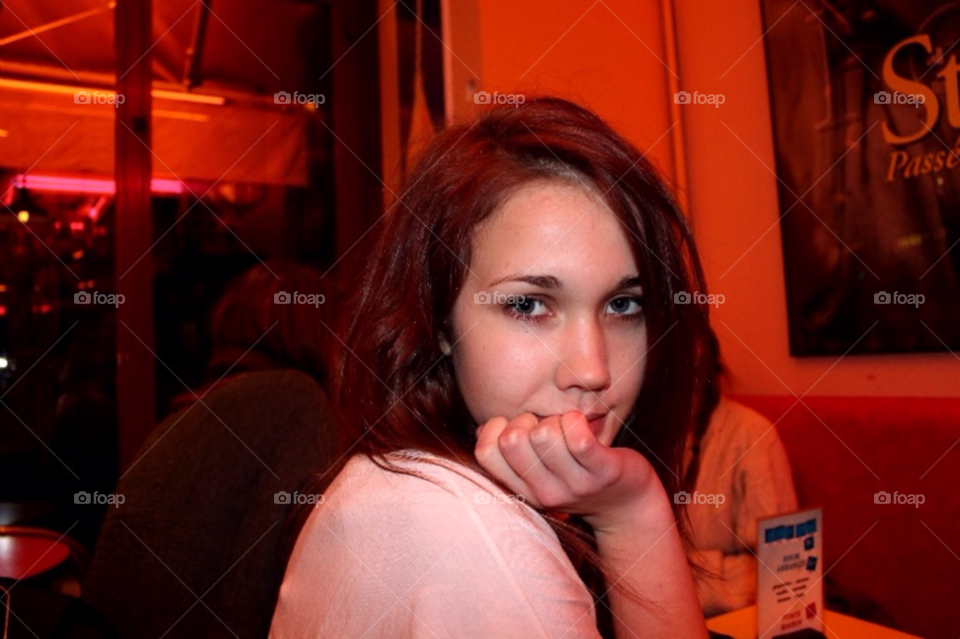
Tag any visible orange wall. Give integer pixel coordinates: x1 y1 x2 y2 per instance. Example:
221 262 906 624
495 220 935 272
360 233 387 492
472 0 960 397
474 0 677 183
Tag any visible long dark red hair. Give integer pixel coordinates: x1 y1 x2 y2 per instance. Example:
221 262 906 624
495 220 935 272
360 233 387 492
286 96 717 635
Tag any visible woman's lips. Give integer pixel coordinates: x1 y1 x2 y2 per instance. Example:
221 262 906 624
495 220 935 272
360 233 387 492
587 416 605 437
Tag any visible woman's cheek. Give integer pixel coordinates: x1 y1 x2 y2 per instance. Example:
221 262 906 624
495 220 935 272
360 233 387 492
452 341 509 419
457 338 543 419
612 361 645 410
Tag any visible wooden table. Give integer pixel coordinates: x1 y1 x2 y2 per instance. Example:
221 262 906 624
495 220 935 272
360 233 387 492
706 605 920 638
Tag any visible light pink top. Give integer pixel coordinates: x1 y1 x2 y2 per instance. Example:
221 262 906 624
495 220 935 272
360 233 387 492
269 449 602 638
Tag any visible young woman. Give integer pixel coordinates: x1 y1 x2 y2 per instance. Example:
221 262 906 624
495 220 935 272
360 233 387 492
270 97 716 638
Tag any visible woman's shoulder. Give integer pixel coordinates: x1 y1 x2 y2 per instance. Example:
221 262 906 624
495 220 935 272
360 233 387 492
331 448 499 500
326 449 548 537
708 396 781 450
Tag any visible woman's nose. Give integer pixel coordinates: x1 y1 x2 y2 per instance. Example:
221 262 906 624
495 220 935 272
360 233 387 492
554 318 611 392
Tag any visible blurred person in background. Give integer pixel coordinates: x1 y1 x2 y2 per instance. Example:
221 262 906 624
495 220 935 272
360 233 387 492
51 321 120 550
169 259 335 413
682 329 798 618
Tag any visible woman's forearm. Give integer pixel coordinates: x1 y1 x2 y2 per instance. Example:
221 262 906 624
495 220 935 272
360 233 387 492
593 485 709 639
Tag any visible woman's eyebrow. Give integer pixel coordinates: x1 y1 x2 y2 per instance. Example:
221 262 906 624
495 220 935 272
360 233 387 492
489 274 561 289
616 275 643 290
487 274 643 290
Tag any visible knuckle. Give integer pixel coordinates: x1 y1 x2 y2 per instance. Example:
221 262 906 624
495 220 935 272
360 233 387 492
474 444 498 467
531 423 557 445
568 435 595 455
499 427 525 448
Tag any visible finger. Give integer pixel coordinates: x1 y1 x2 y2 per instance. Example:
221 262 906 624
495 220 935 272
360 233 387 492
499 415 573 508
496 413 542 481
561 411 619 481
474 416 532 498
529 415 593 489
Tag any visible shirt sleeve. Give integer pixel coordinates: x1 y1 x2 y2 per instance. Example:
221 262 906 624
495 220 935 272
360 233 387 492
271 455 603 639
733 410 799 548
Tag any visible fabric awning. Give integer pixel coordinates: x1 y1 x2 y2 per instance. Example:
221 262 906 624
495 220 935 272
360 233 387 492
0 0 316 186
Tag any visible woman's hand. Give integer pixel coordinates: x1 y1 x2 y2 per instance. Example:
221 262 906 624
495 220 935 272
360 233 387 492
475 412 708 637
474 410 667 534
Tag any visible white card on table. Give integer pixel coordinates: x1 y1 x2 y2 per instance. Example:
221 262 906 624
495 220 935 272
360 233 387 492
756 507 824 637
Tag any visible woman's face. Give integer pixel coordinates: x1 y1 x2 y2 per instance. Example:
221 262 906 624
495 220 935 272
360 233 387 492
446 180 648 447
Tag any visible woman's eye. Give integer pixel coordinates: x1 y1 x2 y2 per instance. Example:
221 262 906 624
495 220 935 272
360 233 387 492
503 296 547 319
501 295 643 322
607 296 644 317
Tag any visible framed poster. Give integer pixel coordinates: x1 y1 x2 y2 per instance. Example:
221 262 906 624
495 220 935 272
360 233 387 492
760 0 960 355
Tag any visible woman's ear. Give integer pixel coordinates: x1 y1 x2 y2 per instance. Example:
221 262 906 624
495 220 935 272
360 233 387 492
439 333 453 356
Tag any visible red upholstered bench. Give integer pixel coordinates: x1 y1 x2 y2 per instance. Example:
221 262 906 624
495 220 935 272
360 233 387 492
732 395 960 639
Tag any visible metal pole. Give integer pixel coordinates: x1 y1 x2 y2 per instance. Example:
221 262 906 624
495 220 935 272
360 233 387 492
114 0 155 471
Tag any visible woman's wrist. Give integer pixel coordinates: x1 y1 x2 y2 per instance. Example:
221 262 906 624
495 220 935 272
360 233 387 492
586 480 709 639
585 479 676 540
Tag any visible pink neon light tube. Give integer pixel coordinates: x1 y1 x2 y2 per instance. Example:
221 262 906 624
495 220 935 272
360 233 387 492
12 174 185 195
